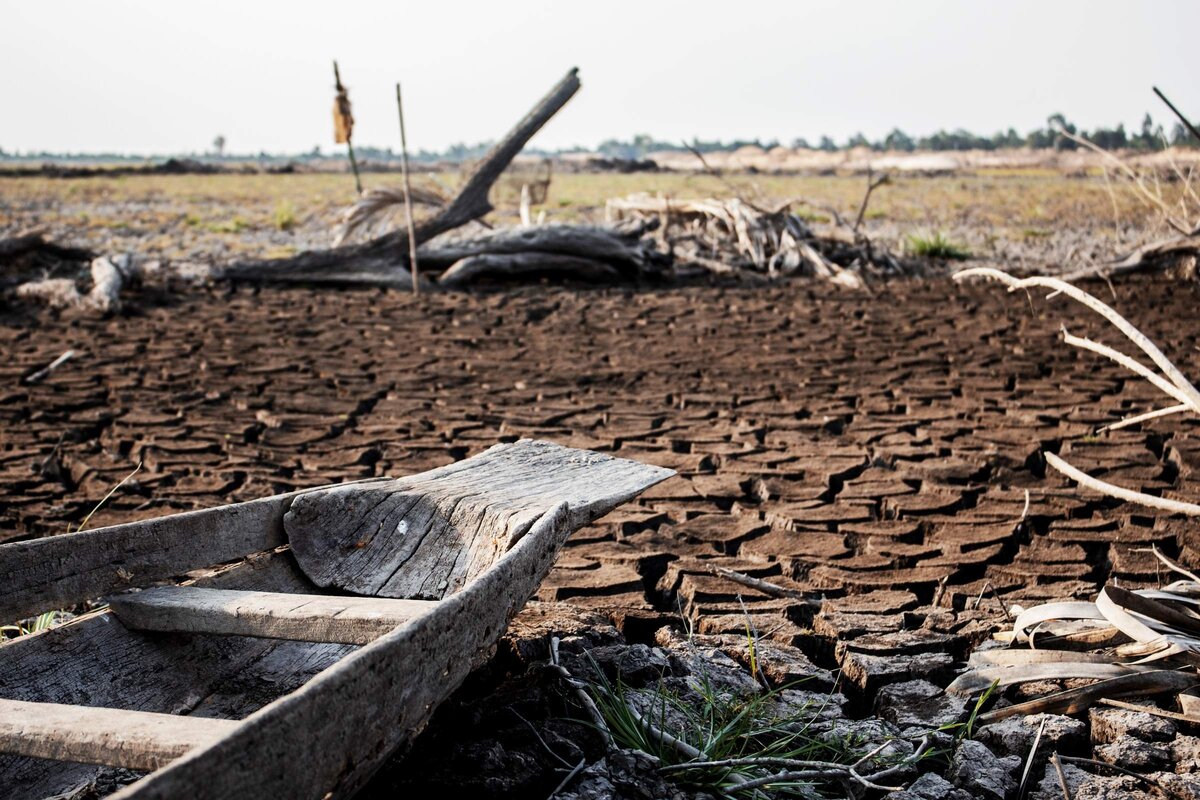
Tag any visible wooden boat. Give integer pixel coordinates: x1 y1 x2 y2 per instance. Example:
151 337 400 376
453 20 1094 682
0 439 673 800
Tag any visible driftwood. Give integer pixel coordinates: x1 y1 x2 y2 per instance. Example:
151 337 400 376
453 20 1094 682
220 69 582 286
423 223 666 282
607 194 912 286
439 253 621 286
1062 234 1200 281
15 254 141 313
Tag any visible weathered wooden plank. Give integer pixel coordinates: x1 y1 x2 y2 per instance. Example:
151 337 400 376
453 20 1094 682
111 503 576 799
0 698 238 772
287 439 676 600
0 478 391 623
109 587 436 645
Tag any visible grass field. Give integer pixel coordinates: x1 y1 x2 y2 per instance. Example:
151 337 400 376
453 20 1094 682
0 169 1174 264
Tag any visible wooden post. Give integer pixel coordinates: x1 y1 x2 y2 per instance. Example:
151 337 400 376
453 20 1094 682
395 82 421 294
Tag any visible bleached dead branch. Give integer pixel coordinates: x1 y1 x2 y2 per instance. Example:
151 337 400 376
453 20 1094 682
1044 453 1200 516
954 267 1200 411
955 266 1200 517
16 255 140 313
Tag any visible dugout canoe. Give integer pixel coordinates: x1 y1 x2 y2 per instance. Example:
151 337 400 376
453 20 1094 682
0 439 673 799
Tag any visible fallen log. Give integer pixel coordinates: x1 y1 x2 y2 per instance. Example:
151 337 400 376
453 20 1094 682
1062 234 1200 281
0 233 91 266
421 223 666 278
438 252 622 287
221 68 582 286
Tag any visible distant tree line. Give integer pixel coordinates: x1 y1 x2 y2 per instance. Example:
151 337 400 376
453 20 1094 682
595 112 1195 159
2 111 1194 164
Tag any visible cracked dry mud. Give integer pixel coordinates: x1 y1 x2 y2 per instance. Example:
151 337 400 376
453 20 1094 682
3 276 1200 797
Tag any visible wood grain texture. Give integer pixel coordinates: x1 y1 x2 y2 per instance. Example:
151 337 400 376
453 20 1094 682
285 439 676 599
0 478 390 623
111 503 575 800
0 699 238 772
109 587 436 645
0 552 354 800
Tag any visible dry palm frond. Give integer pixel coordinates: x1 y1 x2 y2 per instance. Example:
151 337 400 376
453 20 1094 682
333 66 354 145
333 186 447 247
949 554 1200 721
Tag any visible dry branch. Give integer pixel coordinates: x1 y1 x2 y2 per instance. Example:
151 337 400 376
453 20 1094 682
17 255 141 313
221 68 582 286
606 193 910 286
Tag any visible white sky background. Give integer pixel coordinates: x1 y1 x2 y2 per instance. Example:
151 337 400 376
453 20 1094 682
3 0 1197 155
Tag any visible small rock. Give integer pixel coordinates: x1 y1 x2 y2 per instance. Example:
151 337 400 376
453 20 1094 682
1094 735 1171 772
874 679 967 732
566 643 674 687
1148 772 1200 800
976 713 1088 759
653 627 761 697
557 749 717 800
1089 705 1176 744
816 718 914 764
770 687 847 727
1174 735 1200 773
947 740 1019 800
884 772 973 800
1029 761 1144 800
839 650 954 692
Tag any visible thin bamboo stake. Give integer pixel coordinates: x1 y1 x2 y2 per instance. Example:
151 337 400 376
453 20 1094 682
395 82 420 294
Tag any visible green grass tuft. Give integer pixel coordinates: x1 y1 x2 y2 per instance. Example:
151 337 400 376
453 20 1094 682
273 200 298 231
585 661 888 797
905 231 971 260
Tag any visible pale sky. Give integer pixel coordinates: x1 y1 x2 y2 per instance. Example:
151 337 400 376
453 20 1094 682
4 0 1197 155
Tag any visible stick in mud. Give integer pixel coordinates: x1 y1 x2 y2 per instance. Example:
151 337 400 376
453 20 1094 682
22 350 76 385
395 83 421 295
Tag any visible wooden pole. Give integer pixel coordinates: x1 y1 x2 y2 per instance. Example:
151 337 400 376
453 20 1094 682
395 83 420 294
346 140 362 195
1154 86 1200 145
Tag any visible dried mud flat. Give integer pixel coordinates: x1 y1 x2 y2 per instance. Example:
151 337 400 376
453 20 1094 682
4 277 1200 797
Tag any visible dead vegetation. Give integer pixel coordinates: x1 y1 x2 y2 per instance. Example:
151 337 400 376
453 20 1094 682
1054 90 1200 281
952 267 1200 755
212 70 925 292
